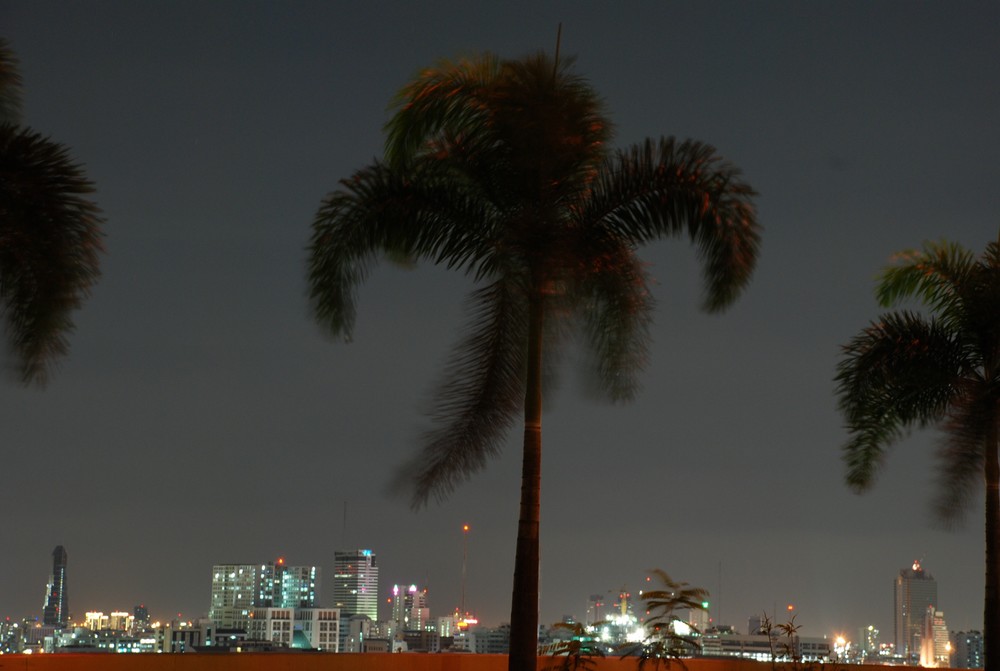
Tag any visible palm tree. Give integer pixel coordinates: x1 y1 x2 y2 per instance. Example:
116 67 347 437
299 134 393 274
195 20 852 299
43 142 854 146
0 39 103 384
308 52 760 671
836 238 1000 669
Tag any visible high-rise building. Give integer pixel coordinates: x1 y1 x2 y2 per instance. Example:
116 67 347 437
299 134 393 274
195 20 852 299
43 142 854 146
859 624 879 660
950 630 984 669
333 549 378 620
894 560 938 656
210 558 320 630
391 584 429 633
42 545 68 628
256 559 319 608
209 564 258 630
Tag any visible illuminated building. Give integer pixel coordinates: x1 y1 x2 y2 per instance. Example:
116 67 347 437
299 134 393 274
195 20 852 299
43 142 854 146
333 549 378 620
919 606 950 666
391 584 430 633
257 559 319 608
209 564 258 630
586 594 605 626
894 560 937 657
950 630 984 669
246 606 340 650
700 631 832 662
210 558 319 631
858 624 879 660
42 545 68 628
133 604 150 631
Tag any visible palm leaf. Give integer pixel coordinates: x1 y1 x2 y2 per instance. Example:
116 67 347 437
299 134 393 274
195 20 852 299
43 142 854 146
877 241 974 330
399 279 528 506
0 38 22 125
934 383 997 520
581 137 760 312
308 158 499 338
836 311 966 490
0 125 103 384
385 54 503 167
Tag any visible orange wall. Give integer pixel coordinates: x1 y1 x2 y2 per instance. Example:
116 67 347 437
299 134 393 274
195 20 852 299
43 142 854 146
0 653 951 671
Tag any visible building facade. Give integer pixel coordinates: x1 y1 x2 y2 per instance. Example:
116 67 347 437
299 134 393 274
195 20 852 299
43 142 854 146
42 545 68 628
951 630 984 669
332 549 378 620
210 559 319 630
894 560 938 657
256 559 319 608
209 564 258 630
391 584 429 634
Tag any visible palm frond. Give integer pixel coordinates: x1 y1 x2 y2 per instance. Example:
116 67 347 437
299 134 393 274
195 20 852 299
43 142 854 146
836 311 966 490
933 385 996 521
582 137 760 312
398 279 528 507
576 239 653 402
385 54 503 167
0 39 22 125
308 158 499 338
877 241 974 327
0 125 103 384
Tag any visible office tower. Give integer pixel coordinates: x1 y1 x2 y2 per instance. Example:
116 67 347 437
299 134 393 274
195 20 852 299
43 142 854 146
859 625 879 659
950 630 984 669
586 594 605 626
929 609 949 665
209 564 258 629
42 545 68 627
894 560 937 656
333 549 378 620
280 563 320 608
256 558 319 608
211 558 320 631
392 584 430 632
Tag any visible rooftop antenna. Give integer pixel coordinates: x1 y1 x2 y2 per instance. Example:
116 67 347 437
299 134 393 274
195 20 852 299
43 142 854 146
461 524 470 615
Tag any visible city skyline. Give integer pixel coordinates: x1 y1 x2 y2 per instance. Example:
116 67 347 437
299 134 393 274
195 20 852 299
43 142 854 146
2 1 997 641
12 543 969 650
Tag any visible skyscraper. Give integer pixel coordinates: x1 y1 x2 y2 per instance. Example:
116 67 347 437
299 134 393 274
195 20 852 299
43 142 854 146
392 584 430 632
42 545 68 627
210 558 320 630
333 549 378 620
209 563 258 629
894 560 937 657
951 630 984 669
256 558 320 608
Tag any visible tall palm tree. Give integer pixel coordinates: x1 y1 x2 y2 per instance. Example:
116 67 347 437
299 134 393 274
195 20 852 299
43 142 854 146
308 52 760 671
836 238 1000 669
0 39 103 384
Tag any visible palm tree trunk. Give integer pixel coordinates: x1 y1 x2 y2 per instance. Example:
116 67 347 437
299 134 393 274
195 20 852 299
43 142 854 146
986 404 1000 671
508 283 544 671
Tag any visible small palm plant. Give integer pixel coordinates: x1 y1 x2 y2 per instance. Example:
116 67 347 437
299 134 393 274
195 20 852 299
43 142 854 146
546 621 605 671
629 569 708 669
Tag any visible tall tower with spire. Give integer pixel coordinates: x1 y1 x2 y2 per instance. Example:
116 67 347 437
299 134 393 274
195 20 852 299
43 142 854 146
894 560 937 657
42 545 68 627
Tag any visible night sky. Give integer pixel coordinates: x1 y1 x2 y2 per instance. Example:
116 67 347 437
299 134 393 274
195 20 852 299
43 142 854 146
3 1 999 641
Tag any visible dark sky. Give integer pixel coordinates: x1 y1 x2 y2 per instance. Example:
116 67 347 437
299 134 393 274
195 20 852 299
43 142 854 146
3 1 998 642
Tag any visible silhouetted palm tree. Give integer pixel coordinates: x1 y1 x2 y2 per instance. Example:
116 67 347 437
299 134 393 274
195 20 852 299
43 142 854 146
0 39 103 383
837 238 1000 669
309 52 760 671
